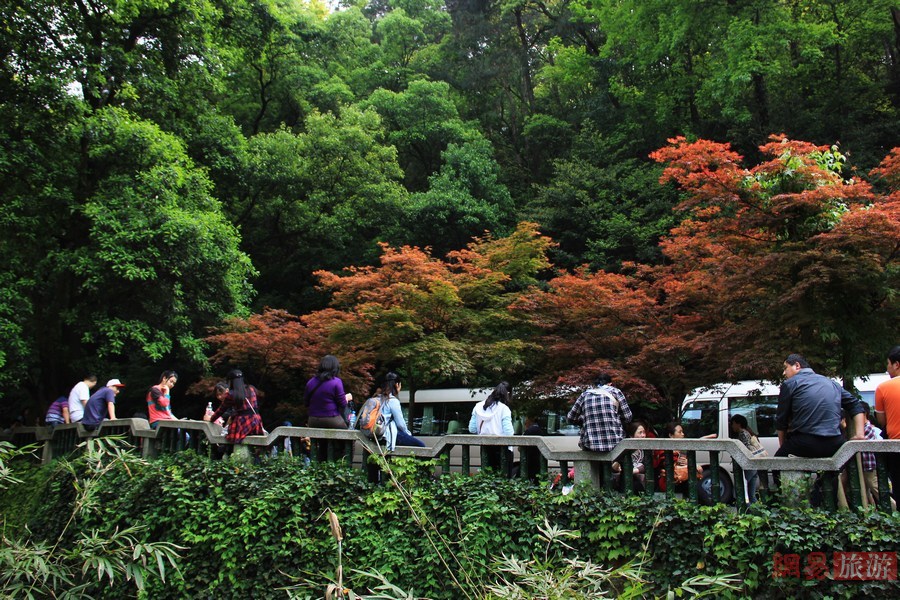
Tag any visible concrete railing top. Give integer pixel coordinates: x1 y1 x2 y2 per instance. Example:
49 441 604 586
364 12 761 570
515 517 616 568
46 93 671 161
9 420 900 474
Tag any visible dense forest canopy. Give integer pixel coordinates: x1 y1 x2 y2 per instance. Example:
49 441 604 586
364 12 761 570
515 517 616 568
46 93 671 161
1 0 898 419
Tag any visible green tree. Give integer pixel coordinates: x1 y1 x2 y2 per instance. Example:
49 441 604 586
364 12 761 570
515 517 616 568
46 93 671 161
226 106 409 311
576 0 900 163
217 0 332 135
315 6 384 100
528 125 678 271
2 0 227 134
362 79 477 191
0 107 254 402
403 137 517 257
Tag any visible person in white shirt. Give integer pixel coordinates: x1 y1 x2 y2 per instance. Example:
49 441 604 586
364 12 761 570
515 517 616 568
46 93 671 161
67 375 98 423
469 382 514 475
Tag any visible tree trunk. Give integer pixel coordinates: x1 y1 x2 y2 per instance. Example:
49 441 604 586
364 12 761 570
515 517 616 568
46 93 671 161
514 7 536 113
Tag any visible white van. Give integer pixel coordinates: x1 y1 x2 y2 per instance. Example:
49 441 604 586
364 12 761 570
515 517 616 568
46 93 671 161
396 388 491 435
396 387 575 474
681 373 889 502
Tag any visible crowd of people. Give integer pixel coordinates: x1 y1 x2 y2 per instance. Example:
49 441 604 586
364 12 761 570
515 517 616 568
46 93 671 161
564 347 900 505
32 355 427 460
22 345 900 504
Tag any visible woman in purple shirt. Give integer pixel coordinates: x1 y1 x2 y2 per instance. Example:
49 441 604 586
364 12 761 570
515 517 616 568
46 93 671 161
305 355 352 429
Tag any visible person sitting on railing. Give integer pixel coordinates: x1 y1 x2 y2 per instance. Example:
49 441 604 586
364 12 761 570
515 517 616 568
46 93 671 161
469 381 514 475
377 373 425 451
210 382 228 428
837 405 887 509
730 415 762 504
566 373 632 453
203 370 264 444
147 371 180 429
44 395 70 427
612 421 647 492
775 353 865 508
654 421 690 493
82 379 124 431
67 374 97 425
874 345 900 504
305 355 352 430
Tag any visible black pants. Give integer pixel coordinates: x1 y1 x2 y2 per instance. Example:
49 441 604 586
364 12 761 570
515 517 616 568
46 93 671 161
775 433 845 507
775 432 845 459
483 446 513 477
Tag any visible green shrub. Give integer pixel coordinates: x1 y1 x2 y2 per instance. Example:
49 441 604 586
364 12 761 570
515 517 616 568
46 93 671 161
0 439 182 598
3 451 899 598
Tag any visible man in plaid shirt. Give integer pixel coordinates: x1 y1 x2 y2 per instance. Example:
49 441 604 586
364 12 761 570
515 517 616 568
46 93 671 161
567 373 633 452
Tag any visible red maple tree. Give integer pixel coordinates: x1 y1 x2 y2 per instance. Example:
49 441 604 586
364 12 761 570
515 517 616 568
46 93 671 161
639 135 900 401
513 135 899 411
201 223 554 417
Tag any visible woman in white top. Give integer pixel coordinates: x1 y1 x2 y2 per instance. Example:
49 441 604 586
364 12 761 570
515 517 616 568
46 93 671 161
469 382 514 475
378 373 425 451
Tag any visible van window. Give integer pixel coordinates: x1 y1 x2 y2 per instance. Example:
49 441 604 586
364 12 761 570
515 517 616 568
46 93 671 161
409 402 473 435
729 395 779 438
681 400 719 438
406 402 572 436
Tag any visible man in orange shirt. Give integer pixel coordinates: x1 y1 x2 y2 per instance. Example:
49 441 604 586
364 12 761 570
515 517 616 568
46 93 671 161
874 345 900 503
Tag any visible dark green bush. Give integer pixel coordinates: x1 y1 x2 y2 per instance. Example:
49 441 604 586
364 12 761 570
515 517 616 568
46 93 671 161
4 452 900 599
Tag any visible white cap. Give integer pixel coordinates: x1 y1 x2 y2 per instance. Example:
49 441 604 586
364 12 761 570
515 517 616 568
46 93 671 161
106 379 125 388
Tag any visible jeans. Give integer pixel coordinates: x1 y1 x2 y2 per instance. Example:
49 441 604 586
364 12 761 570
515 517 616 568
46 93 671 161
744 469 759 503
395 429 425 447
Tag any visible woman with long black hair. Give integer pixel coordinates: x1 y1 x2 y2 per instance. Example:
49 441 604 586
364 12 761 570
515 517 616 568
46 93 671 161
730 414 762 503
204 369 264 444
305 355 352 429
377 373 425 451
147 370 179 429
469 382 514 474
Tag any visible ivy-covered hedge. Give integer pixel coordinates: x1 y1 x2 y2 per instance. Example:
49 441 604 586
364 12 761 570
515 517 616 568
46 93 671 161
5 452 900 598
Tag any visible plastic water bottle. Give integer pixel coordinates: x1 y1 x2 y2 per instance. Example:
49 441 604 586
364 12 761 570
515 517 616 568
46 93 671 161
205 402 213 418
348 408 357 429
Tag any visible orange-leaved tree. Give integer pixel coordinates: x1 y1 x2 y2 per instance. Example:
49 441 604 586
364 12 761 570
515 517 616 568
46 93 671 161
200 308 373 417
638 135 900 400
319 222 554 415
510 267 665 408
513 136 899 412
202 222 554 418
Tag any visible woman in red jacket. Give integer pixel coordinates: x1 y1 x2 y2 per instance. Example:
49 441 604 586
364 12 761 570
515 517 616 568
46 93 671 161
204 369 264 444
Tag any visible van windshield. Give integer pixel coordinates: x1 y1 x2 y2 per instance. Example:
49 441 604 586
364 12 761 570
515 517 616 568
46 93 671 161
681 400 719 438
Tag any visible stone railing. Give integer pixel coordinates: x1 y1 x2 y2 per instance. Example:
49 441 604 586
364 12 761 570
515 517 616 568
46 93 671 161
6 420 899 513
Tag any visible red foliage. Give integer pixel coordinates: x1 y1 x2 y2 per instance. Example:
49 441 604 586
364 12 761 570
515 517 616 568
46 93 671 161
869 147 900 192
202 223 555 409
650 136 746 212
198 307 373 400
511 268 665 403
641 135 900 392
